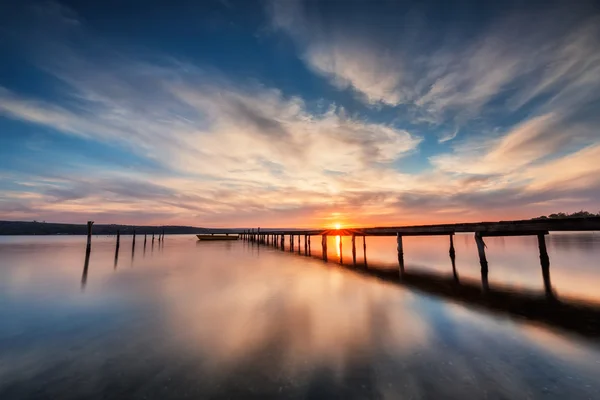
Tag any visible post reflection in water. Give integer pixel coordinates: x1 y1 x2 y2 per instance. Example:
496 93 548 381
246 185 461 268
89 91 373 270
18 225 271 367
80 247 90 291
1 234 600 399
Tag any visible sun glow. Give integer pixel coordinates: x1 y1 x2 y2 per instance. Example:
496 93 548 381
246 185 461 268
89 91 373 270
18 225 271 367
334 223 342 230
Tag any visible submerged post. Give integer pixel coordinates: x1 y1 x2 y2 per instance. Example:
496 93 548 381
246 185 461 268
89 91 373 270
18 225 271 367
304 235 308 255
537 233 553 298
449 234 458 282
144 233 147 246
132 229 136 249
322 234 328 261
290 234 294 252
397 233 404 275
352 234 357 266
475 233 489 290
280 234 285 250
338 234 343 264
363 235 367 268
308 235 311 255
114 229 121 269
86 221 94 252
297 235 301 254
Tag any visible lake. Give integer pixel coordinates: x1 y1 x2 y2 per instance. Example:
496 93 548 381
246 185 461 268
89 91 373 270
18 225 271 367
0 233 599 399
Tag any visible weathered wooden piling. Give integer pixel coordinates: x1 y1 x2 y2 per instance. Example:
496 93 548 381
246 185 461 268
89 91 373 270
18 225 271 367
322 235 328 261
86 221 94 252
396 233 404 274
474 233 488 272
308 235 311 255
114 229 120 269
290 234 294 252
297 235 301 254
132 229 136 249
280 234 285 249
449 234 458 281
475 233 488 290
538 233 553 297
144 233 147 246
352 234 357 266
304 235 308 255
363 235 367 267
338 235 343 264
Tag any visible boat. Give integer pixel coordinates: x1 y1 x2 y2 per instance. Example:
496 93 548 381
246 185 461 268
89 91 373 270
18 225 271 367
196 234 239 241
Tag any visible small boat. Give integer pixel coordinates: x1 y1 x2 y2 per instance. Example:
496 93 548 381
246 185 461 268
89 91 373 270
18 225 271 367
196 234 239 241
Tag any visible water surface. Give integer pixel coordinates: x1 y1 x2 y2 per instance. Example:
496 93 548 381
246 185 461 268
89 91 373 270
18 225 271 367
0 234 599 399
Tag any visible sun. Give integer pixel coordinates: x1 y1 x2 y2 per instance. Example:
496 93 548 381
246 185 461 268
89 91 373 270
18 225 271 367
334 223 342 230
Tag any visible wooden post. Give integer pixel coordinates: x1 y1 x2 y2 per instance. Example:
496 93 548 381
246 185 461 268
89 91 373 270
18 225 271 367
397 233 404 274
257 227 261 244
280 234 284 250
322 235 328 261
291 234 294 252
363 235 367 268
114 229 120 269
352 234 357 266
304 235 308 255
132 229 136 249
297 235 301 254
86 221 94 252
339 235 343 264
475 233 489 290
144 233 147 246
537 233 553 298
308 235 311 255
449 234 458 282
152 233 155 243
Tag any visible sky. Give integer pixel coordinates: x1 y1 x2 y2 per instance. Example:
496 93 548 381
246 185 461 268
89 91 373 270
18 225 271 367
0 0 599 228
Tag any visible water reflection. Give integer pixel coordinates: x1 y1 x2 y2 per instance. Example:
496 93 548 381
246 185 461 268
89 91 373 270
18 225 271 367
1 235 600 399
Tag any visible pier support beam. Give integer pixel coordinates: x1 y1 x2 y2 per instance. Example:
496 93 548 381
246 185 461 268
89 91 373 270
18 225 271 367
339 235 343 264
352 235 357 266
397 233 404 275
322 235 328 261
304 235 308 255
308 235 311 255
537 233 554 298
114 230 121 269
298 235 301 254
86 221 94 252
363 236 367 268
132 229 136 249
290 234 294 252
475 233 488 290
280 234 285 250
449 234 458 282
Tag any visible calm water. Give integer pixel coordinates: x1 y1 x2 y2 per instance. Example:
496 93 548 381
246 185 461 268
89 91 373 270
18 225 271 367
1 234 599 399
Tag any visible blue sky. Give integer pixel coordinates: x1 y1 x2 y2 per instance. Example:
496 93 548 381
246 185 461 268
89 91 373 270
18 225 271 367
0 0 599 227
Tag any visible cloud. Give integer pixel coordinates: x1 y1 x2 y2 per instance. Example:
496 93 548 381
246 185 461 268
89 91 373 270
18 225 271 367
267 0 600 124
438 128 458 144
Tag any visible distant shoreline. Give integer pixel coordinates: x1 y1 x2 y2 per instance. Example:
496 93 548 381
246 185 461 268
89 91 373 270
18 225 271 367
0 221 236 236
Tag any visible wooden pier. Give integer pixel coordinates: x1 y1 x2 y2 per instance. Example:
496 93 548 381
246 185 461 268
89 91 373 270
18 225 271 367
238 217 600 297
